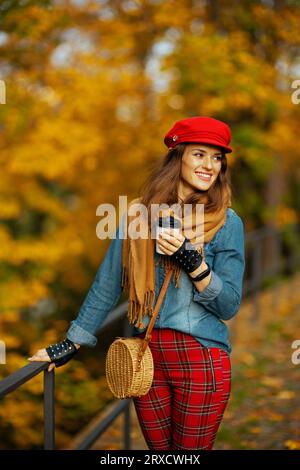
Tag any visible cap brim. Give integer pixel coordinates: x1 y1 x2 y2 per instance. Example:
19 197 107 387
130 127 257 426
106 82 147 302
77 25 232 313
170 138 232 153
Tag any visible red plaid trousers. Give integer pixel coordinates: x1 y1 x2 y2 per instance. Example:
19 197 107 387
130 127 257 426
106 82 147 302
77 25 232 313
132 328 231 450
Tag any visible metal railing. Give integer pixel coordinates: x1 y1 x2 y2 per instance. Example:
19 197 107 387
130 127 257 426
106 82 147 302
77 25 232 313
0 222 300 450
0 306 132 450
0 361 55 449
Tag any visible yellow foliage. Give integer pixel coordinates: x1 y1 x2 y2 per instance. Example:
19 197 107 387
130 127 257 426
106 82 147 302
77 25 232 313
273 206 299 229
0 334 22 349
0 310 20 323
240 352 256 366
249 427 262 434
265 411 284 422
276 390 296 400
284 440 300 450
0 279 49 309
1 0 300 450
70 367 89 381
260 376 283 389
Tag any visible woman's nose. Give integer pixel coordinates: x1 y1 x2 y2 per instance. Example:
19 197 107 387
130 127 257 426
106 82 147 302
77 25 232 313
202 156 213 169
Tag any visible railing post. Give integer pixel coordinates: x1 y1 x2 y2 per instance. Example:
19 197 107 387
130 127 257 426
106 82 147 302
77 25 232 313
270 230 282 314
44 368 55 450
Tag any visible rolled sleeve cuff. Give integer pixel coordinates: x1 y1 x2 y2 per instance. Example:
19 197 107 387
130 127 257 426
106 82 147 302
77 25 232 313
192 270 223 303
66 321 98 348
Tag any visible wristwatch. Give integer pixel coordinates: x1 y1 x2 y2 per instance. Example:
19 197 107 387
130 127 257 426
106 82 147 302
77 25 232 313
190 264 211 282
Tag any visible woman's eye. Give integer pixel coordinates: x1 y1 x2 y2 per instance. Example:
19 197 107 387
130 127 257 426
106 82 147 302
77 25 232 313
194 153 222 161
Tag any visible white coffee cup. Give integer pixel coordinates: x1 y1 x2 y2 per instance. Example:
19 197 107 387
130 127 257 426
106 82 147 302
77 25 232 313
156 215 182 255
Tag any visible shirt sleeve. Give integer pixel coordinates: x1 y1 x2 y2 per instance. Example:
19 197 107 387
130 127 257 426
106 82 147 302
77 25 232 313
192 213 246 321
66 218 125 347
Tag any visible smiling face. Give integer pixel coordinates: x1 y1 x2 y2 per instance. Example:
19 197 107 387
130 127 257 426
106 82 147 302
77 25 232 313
178 143 223 200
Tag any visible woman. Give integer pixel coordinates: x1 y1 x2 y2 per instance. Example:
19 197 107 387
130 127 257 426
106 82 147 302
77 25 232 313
28 116 245 450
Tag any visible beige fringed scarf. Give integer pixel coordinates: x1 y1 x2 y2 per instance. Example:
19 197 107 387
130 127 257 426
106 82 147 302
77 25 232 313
121 194 231 328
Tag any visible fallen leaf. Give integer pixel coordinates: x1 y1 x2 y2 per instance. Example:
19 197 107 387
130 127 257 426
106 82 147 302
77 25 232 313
276 390 296 400
261 377 283 388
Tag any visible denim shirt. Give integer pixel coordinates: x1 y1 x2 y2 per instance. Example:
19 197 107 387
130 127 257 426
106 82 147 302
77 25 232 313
66 208 245 355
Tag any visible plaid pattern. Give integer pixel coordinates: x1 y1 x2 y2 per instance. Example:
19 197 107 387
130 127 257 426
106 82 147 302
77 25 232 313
132 328 231 450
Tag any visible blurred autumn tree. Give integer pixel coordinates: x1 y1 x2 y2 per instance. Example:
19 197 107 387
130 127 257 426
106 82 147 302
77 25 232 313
0 0 300 449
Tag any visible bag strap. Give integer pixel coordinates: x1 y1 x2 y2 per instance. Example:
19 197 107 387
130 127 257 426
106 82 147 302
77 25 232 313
135 269 173 371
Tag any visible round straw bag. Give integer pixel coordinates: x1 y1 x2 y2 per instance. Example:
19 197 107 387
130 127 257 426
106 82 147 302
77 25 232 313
105 270 172 399
105 336 154 398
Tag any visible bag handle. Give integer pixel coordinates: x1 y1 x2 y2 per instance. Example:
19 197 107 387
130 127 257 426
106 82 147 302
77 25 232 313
135 269 173 372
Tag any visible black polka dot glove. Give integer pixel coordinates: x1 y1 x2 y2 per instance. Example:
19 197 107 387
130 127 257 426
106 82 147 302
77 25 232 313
170 237 203 274
46 338 78 368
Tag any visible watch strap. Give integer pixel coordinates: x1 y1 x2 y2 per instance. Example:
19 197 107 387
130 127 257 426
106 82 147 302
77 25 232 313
190 264 211 282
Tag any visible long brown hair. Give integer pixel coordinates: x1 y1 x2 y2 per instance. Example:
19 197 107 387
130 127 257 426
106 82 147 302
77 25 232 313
138 143 232 220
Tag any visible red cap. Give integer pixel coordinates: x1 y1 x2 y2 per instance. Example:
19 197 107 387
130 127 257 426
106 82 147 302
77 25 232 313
164 116 232 153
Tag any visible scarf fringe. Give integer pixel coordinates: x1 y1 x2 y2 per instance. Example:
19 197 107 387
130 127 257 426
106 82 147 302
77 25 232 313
126 290 155 328
121 265 129 292
122 265 155 328
158 254 181 288
122 244 206 327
